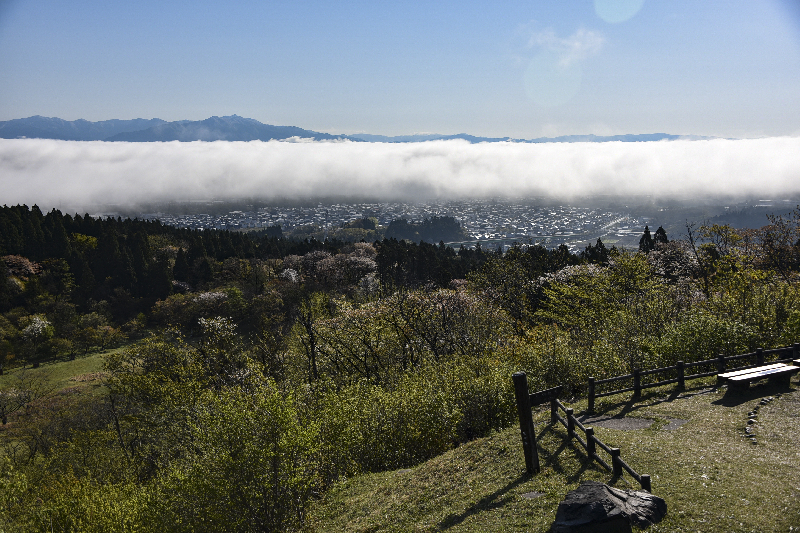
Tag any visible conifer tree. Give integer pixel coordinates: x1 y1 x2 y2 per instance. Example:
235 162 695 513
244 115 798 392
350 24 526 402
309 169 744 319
40 209 69 258
639 225 655 252
654 225 669 245
174 247 190 282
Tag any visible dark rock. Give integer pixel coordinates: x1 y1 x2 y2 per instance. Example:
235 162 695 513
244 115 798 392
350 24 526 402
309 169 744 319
550 481 667 533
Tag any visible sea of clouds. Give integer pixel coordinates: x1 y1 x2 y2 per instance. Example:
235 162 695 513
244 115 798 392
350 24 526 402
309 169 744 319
1 137 799 212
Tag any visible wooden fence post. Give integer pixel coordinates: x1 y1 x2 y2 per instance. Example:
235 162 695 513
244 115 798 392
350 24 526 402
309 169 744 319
717 354 726 374
640 474 651 492
676 360 685 391
586 427 596 457
756 347 764 366
611 448 622 477
633 368 641 398
588 377 595 414
794 343 799 360
566 408 575 438
512 372 540 474
550 398 558 424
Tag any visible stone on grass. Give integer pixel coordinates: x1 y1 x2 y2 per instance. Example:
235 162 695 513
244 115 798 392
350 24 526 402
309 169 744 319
550 481 667 533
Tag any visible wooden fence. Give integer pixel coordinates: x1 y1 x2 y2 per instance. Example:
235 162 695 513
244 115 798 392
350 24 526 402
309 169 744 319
513 372 651 491
588 344 800 413
512 343 800 491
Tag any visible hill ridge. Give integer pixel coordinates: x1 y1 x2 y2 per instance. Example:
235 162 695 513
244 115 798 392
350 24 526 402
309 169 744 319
0 115 717 143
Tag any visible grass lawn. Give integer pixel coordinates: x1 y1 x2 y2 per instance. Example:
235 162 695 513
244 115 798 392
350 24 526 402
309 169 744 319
0 347 128 462
0 347 125 396
309 378 800 532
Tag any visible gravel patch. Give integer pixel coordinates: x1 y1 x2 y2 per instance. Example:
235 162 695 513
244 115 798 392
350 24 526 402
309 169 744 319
661 418 689 430
577 415 689 431
577 415 655 430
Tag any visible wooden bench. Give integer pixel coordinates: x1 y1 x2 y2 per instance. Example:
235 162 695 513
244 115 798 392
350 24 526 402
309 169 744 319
723 364 800 391
717 363 786 385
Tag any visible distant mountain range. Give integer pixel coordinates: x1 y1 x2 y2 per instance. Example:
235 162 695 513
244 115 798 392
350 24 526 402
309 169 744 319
0 116 169 141
355 132 714 143
0 115 715 143
0 115 348 142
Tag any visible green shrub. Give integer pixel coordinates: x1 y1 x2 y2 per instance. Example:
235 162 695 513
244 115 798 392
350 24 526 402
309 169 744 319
34 478 154 533
650 309 757 366
422 361 515 443
781 308 800 346
0 457 30 530
507 325 617 393
311 359 515 484
154 383 320 532
316 379 461 475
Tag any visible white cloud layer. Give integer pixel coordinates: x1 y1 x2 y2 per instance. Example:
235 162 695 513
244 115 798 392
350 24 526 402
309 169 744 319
1 138 799 212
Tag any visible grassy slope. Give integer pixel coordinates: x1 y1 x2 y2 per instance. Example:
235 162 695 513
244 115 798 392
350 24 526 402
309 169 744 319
309 379 800 533
0 350 114 394
4 353 800 531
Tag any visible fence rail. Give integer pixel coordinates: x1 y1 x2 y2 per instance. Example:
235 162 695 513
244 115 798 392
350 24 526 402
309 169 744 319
512 372 651 492
513 344 800 492
588 344 800 412
551 398 651 491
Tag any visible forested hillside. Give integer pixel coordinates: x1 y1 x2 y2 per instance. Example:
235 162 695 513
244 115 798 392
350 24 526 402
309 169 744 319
1 204 799 531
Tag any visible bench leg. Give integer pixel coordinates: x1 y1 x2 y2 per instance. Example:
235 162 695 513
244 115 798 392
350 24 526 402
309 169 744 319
768 374 792 386
729 380 750 392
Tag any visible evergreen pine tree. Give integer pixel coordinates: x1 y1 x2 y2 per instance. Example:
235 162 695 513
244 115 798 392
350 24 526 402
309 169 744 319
639 225 655 252
43 209 71 257
22 205 47 259
654 226 669 245
174 247 190 282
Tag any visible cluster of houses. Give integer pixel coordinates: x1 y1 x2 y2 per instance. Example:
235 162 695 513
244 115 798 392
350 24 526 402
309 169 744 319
138 199 647 250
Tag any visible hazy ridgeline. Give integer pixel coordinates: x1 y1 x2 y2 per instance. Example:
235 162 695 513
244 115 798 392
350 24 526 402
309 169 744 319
1 204 800 531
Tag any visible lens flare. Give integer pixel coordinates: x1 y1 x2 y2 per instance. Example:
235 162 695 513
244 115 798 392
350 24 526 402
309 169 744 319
594 0 645 24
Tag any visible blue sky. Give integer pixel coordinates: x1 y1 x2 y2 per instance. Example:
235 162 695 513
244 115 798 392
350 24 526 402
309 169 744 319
1 0 799 138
